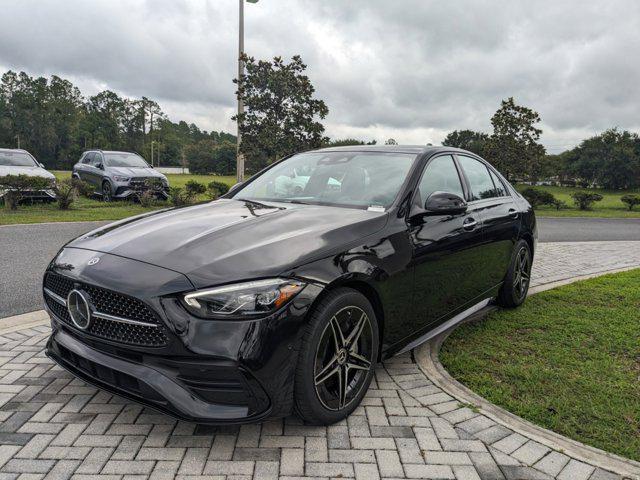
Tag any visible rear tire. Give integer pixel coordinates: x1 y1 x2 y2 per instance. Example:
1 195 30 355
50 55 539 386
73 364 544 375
294 288 379 425
497 239 532 308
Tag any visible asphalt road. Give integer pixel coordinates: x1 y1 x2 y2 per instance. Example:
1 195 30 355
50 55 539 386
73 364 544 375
1 216 638 318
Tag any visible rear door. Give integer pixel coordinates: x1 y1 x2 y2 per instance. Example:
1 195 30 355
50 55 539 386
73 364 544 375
409 154 488 330
456 155 520 291
87 152 104 190
77 152 94 184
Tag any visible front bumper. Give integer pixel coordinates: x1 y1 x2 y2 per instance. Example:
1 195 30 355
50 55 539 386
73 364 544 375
46 327 261 423
43 248 322 424
113 184 169 200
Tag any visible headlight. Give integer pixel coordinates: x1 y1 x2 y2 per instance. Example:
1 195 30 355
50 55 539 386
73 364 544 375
113 176 130 182
182 278 306 319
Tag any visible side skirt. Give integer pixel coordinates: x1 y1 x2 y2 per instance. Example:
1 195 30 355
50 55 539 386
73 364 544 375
394 298 493 356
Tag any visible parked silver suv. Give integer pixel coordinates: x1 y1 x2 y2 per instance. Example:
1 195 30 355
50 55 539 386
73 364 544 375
73 150 169 201
0 148 57 202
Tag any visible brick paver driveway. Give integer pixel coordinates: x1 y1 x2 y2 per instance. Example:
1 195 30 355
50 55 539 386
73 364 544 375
1 241 638 480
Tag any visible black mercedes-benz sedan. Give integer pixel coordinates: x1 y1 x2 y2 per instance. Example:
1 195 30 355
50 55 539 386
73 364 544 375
44 145 536 425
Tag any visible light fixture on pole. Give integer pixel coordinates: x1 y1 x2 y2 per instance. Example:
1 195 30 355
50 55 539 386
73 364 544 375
236 0 258 183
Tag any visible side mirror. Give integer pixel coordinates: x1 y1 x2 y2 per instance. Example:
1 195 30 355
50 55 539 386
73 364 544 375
96 163 104 170
424 191 467 215
227 181 243 195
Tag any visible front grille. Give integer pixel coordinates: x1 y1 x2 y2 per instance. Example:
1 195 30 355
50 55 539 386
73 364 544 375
44 272 168 347
130 177 164 190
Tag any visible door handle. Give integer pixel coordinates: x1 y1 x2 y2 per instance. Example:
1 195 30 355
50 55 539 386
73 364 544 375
463 218 478 231
508 208 519 219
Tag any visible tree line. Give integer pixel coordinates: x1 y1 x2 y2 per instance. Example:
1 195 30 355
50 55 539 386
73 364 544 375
443 98 640 190
0 71 236 171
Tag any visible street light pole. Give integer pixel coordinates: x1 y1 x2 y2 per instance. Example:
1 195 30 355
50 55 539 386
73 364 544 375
236 0 245 183
236 0 258 183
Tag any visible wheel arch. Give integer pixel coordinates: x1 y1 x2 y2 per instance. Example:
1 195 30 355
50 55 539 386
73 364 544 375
308 276 386 361
521 231 535 259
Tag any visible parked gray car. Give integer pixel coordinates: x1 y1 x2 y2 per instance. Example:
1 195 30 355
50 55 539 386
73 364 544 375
72 150 169 201
0 148 57 202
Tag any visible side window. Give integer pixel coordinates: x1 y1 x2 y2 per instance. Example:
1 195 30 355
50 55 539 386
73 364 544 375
417 155 464 204
82 152 94 164
91 153 103 167
488 169 508 197
457 156 498 201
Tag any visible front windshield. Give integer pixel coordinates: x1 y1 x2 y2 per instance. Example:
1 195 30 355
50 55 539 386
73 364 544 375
233 151 416 209
0 151 37 167
104 153 149 168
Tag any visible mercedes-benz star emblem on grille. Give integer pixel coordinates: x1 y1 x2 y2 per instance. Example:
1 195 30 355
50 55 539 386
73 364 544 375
67 289 92 330
87 257 100 266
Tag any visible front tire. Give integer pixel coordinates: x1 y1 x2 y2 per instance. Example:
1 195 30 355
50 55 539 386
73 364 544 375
294 288 379 425
102 180 113 202
497 240 532 308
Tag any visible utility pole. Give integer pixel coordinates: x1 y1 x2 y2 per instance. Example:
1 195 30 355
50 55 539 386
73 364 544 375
236 0 258 183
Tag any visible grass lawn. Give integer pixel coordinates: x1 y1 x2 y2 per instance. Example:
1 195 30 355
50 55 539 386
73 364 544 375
0 172 237 225
515 184 640 218
440 269 640 462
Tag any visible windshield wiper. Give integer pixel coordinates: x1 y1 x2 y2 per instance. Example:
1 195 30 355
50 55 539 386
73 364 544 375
235 198 273 208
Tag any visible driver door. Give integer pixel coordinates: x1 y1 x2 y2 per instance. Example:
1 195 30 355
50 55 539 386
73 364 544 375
409 154 487 329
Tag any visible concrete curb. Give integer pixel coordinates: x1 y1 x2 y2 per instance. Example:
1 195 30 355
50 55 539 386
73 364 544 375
0 310 49 335
416 268 640 480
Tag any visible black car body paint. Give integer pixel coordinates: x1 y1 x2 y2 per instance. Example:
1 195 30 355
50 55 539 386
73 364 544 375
44 146 536 424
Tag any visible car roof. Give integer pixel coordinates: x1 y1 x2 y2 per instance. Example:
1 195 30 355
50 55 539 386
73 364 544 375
0 148 31 154
82 150 138 154
312 145 473 156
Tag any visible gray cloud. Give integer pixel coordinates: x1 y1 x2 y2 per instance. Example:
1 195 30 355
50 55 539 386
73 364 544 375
1 0 639 152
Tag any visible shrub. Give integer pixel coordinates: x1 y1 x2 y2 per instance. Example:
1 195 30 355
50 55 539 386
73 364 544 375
521 187 556 208
52 178 91 210
551 199 568 210
621 194 640 211
571 192 603 210
137 189 157 208
207 181 230 200
135 179 165 208
169 187 195 207
0 174 53 210
184 180 206 197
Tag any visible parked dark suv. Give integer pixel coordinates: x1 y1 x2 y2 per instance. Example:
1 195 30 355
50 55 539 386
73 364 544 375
72 150 169 201
44 146 536 425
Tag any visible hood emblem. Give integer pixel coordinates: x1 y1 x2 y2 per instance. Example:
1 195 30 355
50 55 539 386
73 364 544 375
87 257 100 266
67 289 92 330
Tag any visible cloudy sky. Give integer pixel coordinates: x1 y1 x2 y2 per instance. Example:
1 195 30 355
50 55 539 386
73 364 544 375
1 0 639 152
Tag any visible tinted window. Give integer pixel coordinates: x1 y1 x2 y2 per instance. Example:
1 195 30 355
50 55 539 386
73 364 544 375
417 155 464 204
82 152 94 164
233 151 416 210
458 156 497 200
0 151 37 167
489 169 507 197
90 153 102 166
104 153 148 168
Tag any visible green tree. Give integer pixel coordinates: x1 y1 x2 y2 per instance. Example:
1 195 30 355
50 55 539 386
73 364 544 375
324 138 377 147
442 130 489 156
564 129 640 189
233 55 328 173
485 97 546 181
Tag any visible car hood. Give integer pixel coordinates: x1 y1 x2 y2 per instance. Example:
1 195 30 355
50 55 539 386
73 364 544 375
67 199 388 288
0 165 55 180
108 167 166 179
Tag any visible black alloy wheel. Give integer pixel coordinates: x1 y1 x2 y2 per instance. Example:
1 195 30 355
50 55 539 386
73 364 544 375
295 288 379 424
313 305 373 411
497 239 532 308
